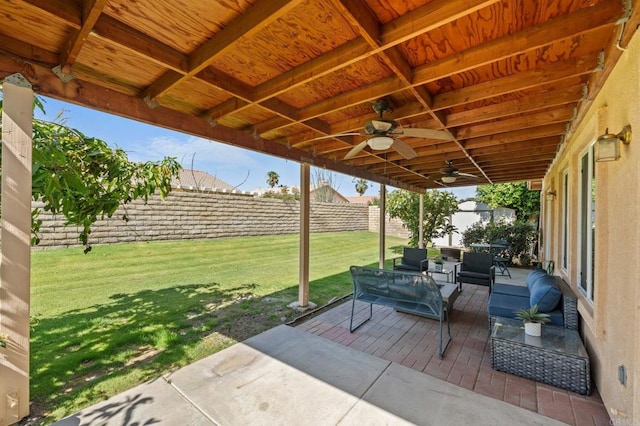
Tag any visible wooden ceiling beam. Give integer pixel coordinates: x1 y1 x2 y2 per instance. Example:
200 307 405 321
455 106 576 140
142 0 303 103
258 0 618 137
413 1 622 84
462 123 567 149
59 0 109 73
473 149 558 163
432 54 600 111
263 19 608 185
468 137 560 156
246 0 497 131
446 85 585 127
487 169 550 180
93 15 189 74
0 33 59 65
249 0 496 104
480 158 555 171
367 154 469 173
22 0 81 28
380 0 499 45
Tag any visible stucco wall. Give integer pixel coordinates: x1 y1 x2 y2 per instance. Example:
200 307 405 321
542 30 640 421
33 192 369 248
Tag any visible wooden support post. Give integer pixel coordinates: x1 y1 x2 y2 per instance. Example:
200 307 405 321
1 74 33 425
379 184 386 269
298 163 310 307
419 193 425 248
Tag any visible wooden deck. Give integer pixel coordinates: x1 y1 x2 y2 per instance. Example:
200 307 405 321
296 278 610 425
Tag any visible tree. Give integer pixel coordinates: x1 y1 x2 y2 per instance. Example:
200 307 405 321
311 168 339 202
354 178 368 196
0 94 181 252
386 189 459 247
266 171 279 188
475 182 540 222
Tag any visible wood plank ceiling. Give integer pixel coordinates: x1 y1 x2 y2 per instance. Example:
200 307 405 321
0 0 637 192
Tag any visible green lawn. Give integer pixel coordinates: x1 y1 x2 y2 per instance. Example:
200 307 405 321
30 231 408 423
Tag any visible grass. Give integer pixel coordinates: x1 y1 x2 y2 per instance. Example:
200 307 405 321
29 231 408 423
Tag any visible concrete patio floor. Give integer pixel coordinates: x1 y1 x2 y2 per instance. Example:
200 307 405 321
55 325 565 426
54 266 610 425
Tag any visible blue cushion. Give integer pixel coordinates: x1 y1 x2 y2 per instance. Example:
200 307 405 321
529 275 562 312
488 293 565 326
487 293 530 318
492 283 530 298
526 268 548 291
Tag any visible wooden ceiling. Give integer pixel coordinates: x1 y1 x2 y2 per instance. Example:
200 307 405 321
1 0 637 192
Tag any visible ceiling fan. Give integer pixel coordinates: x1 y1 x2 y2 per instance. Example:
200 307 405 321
438 160 478 184
317 99 454 160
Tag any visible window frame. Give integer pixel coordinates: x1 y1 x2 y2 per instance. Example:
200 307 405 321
577 144 595 302
562 169 569 271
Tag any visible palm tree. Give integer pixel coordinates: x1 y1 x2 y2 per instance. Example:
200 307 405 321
355 178 368 196
266 171 279 188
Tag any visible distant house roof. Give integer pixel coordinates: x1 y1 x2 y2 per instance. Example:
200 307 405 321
346 195 377 204
310 182 349 203
172 169 235 192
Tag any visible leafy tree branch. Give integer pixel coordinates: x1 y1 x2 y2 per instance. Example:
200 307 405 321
1 94 181 252
386 189 458 246
475 182 540 222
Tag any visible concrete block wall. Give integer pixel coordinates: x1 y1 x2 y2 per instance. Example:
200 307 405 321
33 192 369 248
367 206 409 239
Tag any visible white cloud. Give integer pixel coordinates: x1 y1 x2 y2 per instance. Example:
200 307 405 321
125 135 258 170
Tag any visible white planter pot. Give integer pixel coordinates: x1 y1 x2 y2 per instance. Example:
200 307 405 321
524 322 542 337
435 264 443 272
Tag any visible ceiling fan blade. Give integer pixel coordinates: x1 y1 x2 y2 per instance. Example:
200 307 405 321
391 138 417 160
344 140 369 160
310 132 364 141
457 172 479 179
371 120 394 132
400 128 454 140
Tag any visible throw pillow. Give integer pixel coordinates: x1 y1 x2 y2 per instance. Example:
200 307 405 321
529 275 562 312
526 268 548 292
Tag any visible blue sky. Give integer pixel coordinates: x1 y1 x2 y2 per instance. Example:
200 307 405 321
35 96 476 199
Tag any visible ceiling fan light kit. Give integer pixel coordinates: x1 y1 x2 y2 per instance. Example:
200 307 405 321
325 99 452 160
368 136 395 150
437 160 479 184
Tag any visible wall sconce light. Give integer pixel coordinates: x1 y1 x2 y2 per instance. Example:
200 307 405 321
545 190 556 201
596 125 631 162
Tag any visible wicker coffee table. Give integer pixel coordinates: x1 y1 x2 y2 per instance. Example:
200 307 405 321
491 317 591 395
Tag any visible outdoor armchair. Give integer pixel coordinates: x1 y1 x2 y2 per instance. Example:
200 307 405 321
393 247 429 273
455 252 495 291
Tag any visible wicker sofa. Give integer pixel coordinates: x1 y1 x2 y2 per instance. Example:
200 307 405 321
487 268 578 331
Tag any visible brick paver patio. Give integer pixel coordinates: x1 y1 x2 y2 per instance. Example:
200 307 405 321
296 278 610 425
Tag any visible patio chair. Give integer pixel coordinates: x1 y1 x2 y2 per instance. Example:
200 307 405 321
455 252 495 291
491 239 511 278
393 247 429 273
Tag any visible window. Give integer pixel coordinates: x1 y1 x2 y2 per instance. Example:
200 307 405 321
579 146 595 301
562 170 569 270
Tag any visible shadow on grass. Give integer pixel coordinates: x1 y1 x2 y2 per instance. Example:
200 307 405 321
29 261 385 423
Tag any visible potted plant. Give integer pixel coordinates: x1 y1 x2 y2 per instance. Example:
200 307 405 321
0 332 8 348
434 256 444 272
514 305 550 336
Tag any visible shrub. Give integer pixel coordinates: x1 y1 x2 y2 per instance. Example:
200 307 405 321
461 220 537 266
